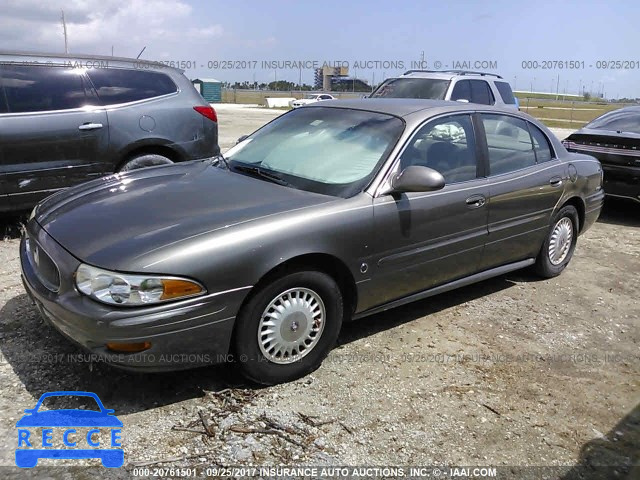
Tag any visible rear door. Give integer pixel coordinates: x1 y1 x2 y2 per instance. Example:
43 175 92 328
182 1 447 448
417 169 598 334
0 64 109 210
478 113 566 269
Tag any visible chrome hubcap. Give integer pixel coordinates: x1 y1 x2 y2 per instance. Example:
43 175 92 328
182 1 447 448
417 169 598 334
548 217 573 265
258 288 325 364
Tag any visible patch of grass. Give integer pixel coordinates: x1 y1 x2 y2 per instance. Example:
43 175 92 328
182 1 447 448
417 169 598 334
538 119 588 129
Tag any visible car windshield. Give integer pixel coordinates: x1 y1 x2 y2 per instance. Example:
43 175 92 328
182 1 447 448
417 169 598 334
585 109 640 134
306 95 320 99
38 395 102 412
225 106 404 197
370 78 450 99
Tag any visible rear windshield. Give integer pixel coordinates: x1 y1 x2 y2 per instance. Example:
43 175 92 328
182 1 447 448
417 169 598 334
495 81 516 104
585 109 640 134
370 78 450 100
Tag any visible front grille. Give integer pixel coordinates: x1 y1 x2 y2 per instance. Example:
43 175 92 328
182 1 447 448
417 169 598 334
26 237 60 292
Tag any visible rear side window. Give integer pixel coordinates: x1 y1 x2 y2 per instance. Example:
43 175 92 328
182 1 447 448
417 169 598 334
528 124 553 162
470 80 495 105
87 69 177 104
0 65 94 112
482 114 536 175
450 80 471 102
495 81 516 104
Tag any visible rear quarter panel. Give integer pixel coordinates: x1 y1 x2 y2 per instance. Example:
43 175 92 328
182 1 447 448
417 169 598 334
558 152 604 233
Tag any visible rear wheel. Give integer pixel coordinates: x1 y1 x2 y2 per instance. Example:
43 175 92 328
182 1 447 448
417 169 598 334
233 270 343 385
534 205 579 278
118 153 173 172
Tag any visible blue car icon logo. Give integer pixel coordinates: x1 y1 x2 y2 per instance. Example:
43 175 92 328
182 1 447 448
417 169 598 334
15 391 123 468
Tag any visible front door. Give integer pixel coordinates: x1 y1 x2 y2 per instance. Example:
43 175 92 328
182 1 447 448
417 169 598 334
0 64 109 210
365 113 489 309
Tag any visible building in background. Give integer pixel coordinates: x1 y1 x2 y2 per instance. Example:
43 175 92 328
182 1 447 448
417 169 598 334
330 77 372 92
192 78 222 102
314 66 349 91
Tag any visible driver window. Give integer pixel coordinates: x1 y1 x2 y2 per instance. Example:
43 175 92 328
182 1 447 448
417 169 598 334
400 114 478 184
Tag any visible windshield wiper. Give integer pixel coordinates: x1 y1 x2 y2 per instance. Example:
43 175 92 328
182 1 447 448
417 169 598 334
232 164 292 187
213 153 230 169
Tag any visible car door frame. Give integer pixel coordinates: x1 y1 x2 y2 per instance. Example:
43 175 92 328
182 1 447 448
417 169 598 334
473 111 568 270
357 111 491 311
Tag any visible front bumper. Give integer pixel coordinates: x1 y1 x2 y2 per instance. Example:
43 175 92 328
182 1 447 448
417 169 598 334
19 222 249 372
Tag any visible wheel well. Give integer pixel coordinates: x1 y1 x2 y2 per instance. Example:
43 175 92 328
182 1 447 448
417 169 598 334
116 145 181 171
562 197 586 232
250 254 358 319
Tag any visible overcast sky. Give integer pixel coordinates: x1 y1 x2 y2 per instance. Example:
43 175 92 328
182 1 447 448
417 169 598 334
2 0 639 98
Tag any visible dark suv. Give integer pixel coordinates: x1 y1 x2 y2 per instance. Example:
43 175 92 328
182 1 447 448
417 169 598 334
0 51 220 212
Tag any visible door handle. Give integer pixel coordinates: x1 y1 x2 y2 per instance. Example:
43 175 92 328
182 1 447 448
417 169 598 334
78 123 103 131
465 194 486 208
549 176 563 187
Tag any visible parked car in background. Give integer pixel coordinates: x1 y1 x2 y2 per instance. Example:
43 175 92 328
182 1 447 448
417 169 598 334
563 106 640 203
21 99 603 385
290 93 335 108
0 51 220 213
370 70 519 110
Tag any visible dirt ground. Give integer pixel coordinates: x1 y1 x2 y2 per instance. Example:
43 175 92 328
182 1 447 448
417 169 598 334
0 107 638 479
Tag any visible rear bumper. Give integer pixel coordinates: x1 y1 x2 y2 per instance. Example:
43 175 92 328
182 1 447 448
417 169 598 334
602 165 640 203
19 223 247 372
16 449 123 468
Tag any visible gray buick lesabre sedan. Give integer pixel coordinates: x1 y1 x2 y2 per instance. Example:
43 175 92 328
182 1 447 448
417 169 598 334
20 99 604 385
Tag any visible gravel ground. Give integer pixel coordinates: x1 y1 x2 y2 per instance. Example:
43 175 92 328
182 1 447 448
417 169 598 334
0 107 637 478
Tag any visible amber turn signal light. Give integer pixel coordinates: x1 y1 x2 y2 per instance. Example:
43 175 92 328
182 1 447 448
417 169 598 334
160 279 203 300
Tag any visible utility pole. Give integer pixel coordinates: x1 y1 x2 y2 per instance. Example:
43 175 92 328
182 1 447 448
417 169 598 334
556 74 560 100
61 9 69 53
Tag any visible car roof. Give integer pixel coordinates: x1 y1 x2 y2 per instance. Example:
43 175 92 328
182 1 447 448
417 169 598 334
311 98 521 118
387 70 504 81
614 105 640 112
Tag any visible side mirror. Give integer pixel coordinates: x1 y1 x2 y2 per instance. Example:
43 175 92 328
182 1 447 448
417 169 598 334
236 135 249 144
383 166 445 194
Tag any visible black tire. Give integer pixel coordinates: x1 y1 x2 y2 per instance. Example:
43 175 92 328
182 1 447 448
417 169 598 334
233 270 343 385
118 153 173 172
534 205 579 278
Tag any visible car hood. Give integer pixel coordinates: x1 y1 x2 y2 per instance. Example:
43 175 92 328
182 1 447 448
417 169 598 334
16 410 122 427
36 161 335 270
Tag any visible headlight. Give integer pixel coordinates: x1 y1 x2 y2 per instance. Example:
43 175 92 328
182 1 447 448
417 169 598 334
75 264 205 306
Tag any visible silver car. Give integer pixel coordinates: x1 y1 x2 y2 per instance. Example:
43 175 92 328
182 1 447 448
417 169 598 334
370 69 519 110
0 51 219 213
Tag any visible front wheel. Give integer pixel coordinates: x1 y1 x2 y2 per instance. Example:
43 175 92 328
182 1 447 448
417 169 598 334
534 205 579 278
233 271 343 385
